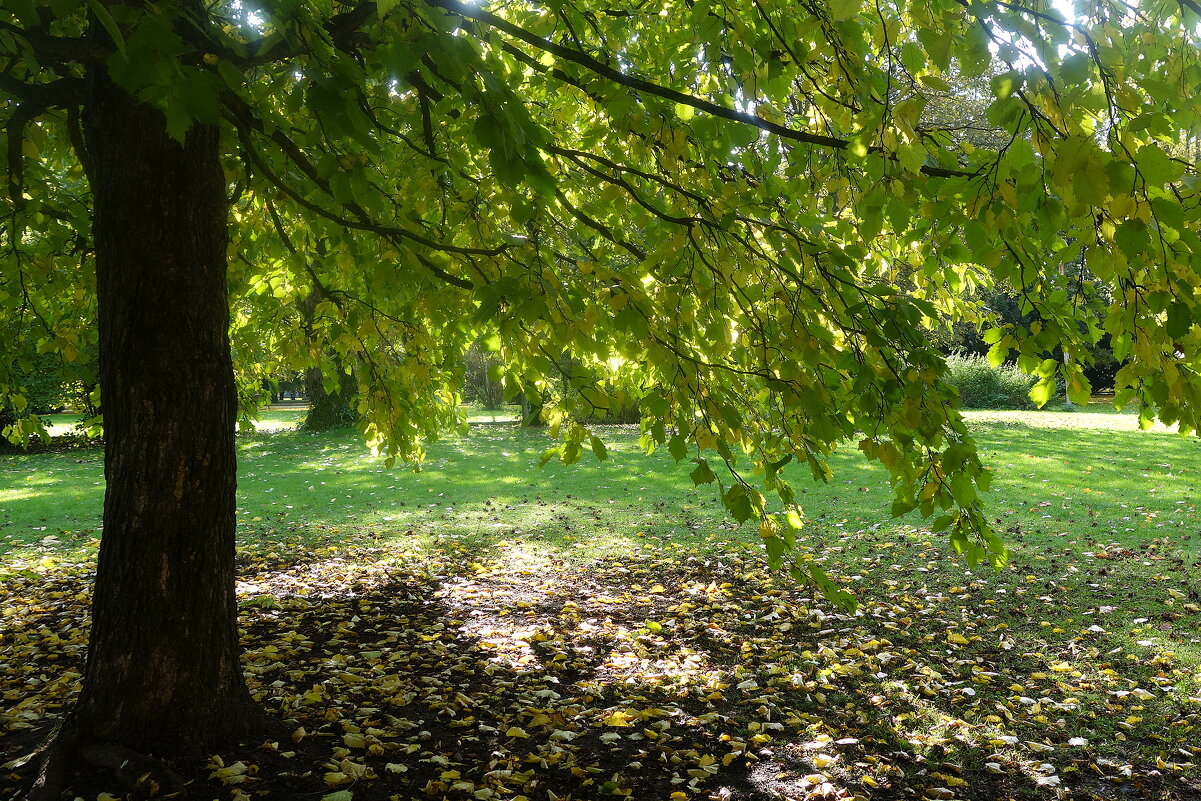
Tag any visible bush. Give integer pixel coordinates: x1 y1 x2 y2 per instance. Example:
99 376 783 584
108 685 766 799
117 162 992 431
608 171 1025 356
944 352 1038 409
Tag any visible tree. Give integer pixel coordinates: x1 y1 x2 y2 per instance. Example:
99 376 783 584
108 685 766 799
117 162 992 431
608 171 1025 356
2 0 1198 793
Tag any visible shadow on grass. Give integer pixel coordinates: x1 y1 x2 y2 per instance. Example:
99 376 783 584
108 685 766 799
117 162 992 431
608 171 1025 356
5 544 1200 800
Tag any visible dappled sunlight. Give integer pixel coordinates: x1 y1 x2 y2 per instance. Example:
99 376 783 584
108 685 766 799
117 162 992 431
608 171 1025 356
0 488 42 504
0 473 63 491
6 536 1200 799
5 407 1201 797
8 407 1199 565
963 407 1179 433
249 414 304 433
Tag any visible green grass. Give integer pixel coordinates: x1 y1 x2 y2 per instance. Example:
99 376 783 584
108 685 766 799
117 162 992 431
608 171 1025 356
3 404 1199 564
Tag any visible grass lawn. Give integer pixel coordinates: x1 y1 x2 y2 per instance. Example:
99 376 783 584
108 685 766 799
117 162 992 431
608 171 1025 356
5 404 1199 563
2 404 1200 800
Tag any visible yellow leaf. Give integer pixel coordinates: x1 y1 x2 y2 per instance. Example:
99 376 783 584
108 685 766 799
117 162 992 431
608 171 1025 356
505 726 529 738
603 711 634 727
948 633 969 645
210 761 250 784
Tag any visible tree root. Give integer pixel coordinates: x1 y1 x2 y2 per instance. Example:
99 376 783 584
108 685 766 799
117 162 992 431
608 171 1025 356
79 741 187 795
20 731 187 801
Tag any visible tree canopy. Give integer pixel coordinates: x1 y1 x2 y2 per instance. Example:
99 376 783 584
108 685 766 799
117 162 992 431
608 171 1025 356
4 0 1200 562
1 0 1200 785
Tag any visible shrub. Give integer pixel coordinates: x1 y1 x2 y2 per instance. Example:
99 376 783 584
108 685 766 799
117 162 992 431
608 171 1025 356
944 352 1038 409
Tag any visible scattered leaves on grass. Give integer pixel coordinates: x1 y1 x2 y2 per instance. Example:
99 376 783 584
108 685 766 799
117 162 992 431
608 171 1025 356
4 528 1201 800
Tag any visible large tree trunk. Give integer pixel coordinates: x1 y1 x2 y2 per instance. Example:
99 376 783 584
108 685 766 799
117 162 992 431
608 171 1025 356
50 23 265 759
303 364 359 430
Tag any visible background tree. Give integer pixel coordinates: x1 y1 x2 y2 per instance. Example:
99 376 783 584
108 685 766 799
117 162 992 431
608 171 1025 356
1 0 1198 794
462 340 506 409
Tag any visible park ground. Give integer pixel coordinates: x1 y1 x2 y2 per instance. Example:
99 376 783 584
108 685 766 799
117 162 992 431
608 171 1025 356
2 405 1201 800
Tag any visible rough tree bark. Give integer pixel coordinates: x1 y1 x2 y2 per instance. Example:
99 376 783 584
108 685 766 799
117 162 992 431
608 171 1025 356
28 10 268 795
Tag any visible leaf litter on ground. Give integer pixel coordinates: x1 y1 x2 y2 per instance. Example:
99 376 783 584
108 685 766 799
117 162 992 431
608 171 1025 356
3 525 1201 801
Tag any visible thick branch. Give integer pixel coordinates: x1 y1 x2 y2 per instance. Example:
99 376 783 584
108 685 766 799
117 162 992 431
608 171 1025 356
425 0 979 180
554 189 647 261
0 76 84 207
0 73 85 106
5 103 37 205
0 20 110 64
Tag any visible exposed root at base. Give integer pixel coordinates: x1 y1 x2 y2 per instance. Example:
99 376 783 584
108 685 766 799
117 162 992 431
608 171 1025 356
20 732 187 801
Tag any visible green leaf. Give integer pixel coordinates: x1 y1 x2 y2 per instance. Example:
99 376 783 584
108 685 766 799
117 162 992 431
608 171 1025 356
807 563 856 611
7 0 40 25
948 472 976 505
891 495 916 517
989 71 1022 99
763 534 785 568
1030 378 1055 407
88 0 126 55
179 69 221 126
1166 302 1193 340
917 27 951 70
668 433 687 462
48 0 83 19
1058 53 1091 84
767 453 793 474
723 484 754 523
689 459 717 485
162 99 193 144
1051 136 1110 205
589 435 608 461
828 0 859 20
1114 219 1149 259
1136 143 1184 186
1066 373 1092 406
920 74 952 92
